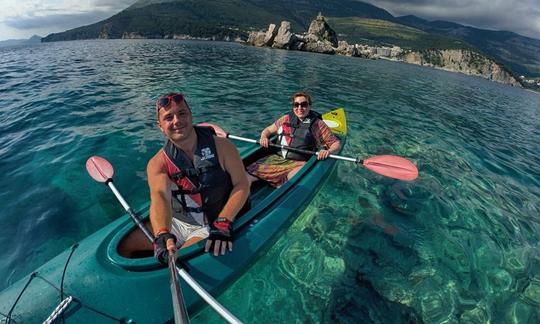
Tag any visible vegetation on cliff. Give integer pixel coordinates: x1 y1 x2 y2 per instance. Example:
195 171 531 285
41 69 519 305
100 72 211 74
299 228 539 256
328 18 471 51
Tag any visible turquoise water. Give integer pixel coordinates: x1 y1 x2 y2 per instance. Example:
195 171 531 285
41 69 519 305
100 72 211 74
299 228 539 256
1 40 539 322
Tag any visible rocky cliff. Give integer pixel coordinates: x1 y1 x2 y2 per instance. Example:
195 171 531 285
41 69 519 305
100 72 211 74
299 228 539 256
399 50 520 86
245 15 521 87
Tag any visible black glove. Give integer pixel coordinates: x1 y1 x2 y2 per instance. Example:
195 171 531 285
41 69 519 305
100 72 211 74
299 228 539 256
205 218 233 255
154 232 177 265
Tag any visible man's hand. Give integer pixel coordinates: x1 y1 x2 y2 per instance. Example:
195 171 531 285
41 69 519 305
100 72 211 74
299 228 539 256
154 232 177 265
205 218 233 256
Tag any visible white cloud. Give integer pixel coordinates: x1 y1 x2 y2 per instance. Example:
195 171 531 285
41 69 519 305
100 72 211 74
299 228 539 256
0 0 134 40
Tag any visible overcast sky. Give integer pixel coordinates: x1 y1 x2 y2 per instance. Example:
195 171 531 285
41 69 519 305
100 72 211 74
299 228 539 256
0 0 135 41
0 0 539 41
363 0 540 39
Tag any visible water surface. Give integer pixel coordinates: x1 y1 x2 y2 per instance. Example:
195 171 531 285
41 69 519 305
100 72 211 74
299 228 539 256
0 40 539 323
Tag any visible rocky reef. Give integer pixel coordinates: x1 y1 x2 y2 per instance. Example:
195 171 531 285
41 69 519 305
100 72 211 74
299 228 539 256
244 14 520 87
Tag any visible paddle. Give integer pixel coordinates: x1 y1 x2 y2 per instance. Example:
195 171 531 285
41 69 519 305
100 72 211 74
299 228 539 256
199 123 419 181
85 156 242 324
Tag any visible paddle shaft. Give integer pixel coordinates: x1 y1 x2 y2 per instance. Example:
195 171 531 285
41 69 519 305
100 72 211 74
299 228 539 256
107 180 154 241
170 253 190 324
227 134 361 163
199 122 418 181
105 180 242 324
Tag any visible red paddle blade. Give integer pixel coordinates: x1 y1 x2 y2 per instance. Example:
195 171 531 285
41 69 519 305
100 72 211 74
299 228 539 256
197 122 227 138
363 155 419 181
86 156 114 182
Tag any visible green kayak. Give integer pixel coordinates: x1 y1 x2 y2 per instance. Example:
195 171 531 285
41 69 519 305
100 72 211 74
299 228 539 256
0 108 347 323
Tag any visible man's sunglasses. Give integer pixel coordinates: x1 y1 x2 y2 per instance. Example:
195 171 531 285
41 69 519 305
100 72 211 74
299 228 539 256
157 93 184 109
293 101 309 108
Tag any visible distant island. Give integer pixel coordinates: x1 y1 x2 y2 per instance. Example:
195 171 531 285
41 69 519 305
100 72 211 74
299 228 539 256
0 35 42 48
38 0 540 90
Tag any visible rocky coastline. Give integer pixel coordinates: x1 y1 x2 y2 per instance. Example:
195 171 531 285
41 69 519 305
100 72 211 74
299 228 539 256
244 14 521 87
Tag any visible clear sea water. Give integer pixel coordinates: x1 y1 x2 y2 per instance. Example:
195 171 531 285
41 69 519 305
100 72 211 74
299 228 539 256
0 40 539 323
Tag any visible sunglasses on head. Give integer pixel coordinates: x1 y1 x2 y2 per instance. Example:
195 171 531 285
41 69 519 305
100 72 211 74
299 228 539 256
157 93 184 109
293 101 309 108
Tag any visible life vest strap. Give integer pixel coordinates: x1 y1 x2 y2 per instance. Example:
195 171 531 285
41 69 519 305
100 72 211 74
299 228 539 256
172 188 200 195
171 165 221 181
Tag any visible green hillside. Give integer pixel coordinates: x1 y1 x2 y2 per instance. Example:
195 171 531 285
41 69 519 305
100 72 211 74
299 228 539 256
43 1 289 41
328 18 471 50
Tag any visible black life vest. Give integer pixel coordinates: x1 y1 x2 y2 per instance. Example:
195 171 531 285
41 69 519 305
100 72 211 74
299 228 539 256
278 110 322 161
162 126 233 225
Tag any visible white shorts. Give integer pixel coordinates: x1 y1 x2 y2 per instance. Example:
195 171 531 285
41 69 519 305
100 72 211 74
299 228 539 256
171 218 209 247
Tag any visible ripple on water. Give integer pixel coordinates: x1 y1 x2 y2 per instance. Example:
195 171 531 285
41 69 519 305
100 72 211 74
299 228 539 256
1 40 540 323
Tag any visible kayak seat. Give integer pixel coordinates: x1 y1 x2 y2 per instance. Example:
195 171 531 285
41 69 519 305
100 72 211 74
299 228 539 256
117 219 154 258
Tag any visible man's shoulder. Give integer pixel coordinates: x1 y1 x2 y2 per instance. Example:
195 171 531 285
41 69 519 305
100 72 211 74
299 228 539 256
214 136 237 155
213 135 230 146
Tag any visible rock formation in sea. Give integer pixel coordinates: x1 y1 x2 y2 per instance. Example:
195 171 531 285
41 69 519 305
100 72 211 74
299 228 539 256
273 21 297 50
244 13 520 87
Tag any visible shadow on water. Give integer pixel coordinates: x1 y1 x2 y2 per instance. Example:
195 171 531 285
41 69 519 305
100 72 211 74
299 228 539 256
0 184 81 289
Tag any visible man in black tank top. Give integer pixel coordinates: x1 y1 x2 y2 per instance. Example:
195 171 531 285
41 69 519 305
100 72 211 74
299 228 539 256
147 92 249 264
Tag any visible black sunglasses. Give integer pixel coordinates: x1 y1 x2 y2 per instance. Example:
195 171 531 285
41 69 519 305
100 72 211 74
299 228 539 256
293 101 309 108
157 93 184 109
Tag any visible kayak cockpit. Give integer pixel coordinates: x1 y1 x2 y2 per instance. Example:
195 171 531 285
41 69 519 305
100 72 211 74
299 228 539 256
112 144 285 265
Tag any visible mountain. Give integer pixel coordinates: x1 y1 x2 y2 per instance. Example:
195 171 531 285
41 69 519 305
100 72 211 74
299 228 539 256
0 35 42 47
42 0 393 41
41 0 539 77
394 15 540 77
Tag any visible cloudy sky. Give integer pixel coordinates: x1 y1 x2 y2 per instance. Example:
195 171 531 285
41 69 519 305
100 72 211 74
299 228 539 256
0 0 539 41
0 0 135 40
363 0 540 39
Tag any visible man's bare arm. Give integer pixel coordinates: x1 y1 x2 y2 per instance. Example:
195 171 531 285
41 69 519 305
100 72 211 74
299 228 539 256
147 153 173 235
